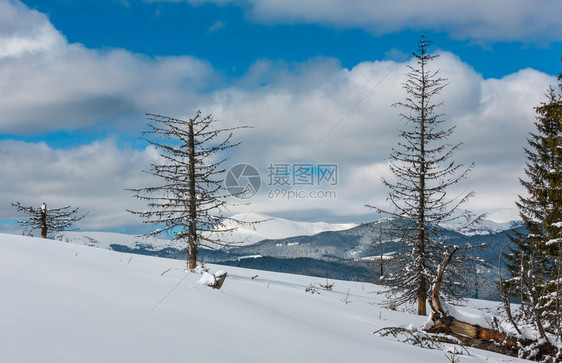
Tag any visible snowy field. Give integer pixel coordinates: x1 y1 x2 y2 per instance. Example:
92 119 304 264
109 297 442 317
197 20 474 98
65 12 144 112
0 233 528 362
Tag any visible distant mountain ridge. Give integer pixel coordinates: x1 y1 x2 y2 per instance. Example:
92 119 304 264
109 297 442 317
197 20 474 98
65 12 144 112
213 218 525 300
51 215 524 300
444 219 524 236
51 216 523 266
219 218 524 266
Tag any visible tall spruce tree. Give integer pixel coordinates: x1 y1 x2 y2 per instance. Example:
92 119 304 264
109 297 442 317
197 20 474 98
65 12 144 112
128 111 250 270
369 36 482 316
504 85 562 342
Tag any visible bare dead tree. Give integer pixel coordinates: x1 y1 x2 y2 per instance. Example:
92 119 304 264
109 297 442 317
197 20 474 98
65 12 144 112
368 36 484 316
12 202 86 238
128 111 255 270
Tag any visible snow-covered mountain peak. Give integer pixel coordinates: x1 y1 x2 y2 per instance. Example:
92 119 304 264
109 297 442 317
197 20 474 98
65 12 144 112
443 219 523 236
216 212 358 244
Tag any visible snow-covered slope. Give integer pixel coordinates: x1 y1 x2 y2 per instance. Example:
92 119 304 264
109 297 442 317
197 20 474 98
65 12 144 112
0 233 527 362
213 212 358 244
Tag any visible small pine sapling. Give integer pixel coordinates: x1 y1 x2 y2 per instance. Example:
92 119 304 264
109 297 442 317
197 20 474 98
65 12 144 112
340 288 352 304
305 284 320 294
319 267 335 291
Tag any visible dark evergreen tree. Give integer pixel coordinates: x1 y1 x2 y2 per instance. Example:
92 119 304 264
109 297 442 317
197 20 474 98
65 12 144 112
128 111 252 270
12 202 86 238
369 36 483 316
504 85 562 342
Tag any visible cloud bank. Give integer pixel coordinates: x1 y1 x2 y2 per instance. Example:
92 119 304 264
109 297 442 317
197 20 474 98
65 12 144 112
0 138 162 232
0 1 217 135
0 0 559 234
168 0 562 42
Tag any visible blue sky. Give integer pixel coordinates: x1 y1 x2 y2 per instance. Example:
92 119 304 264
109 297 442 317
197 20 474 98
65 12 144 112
21 0 561 80
0 0 560 234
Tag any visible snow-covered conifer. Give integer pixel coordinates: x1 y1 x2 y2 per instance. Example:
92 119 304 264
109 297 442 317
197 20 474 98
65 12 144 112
369 36 483 315
504 85 562 342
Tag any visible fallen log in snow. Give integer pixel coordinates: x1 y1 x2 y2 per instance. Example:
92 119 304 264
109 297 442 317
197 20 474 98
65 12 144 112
425 247 559 361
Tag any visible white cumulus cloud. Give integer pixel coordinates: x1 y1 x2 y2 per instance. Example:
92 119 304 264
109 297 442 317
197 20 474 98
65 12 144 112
0 0 218 135
163 0 562 42
0 138 161 232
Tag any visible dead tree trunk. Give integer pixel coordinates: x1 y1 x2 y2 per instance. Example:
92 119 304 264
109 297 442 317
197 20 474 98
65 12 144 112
499 243 521 335
187 118 198 270
427 246 458 320
40 204 47 239
427 247 521 354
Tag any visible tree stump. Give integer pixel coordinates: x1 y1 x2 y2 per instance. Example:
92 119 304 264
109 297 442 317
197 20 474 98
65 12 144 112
199 271 228 290
213 271 227 290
